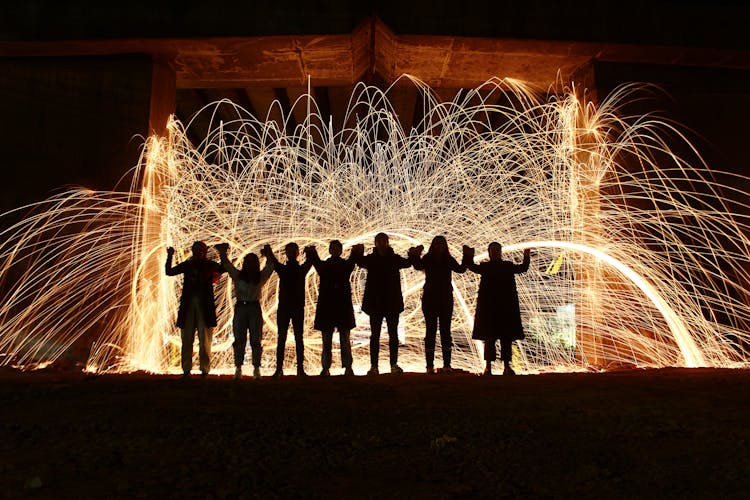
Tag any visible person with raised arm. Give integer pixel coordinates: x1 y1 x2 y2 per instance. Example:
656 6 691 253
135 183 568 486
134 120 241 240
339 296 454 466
463 242 531 376
165 241 226 379
353 232 412 375
215 243 274 380
265 242 313 378
307 240 362 376
409 235 466 374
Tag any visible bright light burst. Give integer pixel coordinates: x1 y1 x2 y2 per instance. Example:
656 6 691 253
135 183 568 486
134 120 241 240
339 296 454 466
1 75 749 374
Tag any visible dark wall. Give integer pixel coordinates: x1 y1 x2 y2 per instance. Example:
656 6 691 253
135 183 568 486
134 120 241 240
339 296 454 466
595 62 750 178
2 1 749 49
0 55 153 213
1 3 748 210
378 0 750 49
0 1 371 39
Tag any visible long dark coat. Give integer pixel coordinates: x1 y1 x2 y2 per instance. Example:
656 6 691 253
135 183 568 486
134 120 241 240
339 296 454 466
165 255 225 328
357 247 412 316
311 255 357 331
411 253 466 313
465 254 530 342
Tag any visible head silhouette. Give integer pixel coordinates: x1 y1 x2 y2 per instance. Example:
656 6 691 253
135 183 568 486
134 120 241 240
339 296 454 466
285 242 299 261
428 235 449 257
239 252 261 283
192 241 208 260
242 253 260 273
488 242 502 261
329 239 343 258
374 232 390 255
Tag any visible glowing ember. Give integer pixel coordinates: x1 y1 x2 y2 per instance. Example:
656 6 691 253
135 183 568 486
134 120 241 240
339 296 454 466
1 76 749 374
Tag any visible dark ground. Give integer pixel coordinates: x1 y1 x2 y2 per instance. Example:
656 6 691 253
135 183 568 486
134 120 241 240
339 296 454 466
0 367 748 499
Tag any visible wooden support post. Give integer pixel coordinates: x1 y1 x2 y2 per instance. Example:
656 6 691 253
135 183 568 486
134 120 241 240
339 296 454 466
148 58 176 137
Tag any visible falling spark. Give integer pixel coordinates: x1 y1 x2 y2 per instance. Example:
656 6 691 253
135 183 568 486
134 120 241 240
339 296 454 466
1 75 749 374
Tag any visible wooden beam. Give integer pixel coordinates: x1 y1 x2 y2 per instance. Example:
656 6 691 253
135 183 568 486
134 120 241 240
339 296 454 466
231 88 257 117
148 58 175 137
2 18 749 90
433 87 462 103
385 84 418 135
273 87 296 133
286 85 316 128
327 85 356 130
172 33 364 88
246 87 284 127
174 89 208 146
569 59 598 104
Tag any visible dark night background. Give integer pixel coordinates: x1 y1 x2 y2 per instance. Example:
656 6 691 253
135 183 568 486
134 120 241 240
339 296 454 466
1 0 749 212
1 1 749 498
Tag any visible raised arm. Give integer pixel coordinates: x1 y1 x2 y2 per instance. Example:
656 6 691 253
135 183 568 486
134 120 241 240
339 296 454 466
340 244 361 273
305 245 322 268
513 248 531 273
259 244 275 284
215 243 239 280
407 245 425 270
259 260 274 285
264 244 279 265
450 255 467 274
351 244 368 269
395 249 413 269
165 247 182 276
462 245 481 273
263 244 283 275
301 245 315 274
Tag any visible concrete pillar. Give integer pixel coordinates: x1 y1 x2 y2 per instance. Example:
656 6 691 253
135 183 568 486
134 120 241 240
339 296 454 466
568 61 606 367
148 58 176 137
126 57 177 371
574 132 605 368
0 54 176 369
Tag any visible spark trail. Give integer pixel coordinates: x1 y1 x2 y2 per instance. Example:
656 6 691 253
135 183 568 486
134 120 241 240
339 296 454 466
1 76 749 374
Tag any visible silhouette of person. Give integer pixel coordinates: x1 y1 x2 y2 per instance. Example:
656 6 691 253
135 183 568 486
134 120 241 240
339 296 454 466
409 236 466 374
353 232 412 375
307 240 361 377
266 242 313 378
216 243 274 380
165 241 226 379
463 242 531 375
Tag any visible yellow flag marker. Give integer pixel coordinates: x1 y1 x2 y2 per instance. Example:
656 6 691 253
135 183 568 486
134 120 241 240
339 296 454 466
545 252 564 275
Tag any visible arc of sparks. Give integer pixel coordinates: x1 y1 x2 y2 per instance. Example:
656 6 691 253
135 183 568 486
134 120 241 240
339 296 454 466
1 75 748 374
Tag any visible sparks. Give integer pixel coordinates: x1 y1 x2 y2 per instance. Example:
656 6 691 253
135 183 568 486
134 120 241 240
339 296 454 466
1 76 748 374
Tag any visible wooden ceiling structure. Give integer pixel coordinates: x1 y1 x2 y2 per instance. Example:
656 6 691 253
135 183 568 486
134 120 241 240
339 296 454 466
3 17 750 139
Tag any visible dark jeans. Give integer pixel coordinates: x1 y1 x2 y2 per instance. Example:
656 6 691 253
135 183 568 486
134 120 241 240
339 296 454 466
321 329 353 371
277 306 304 370
181 295 212 374
423 302 453 369
232 301 262 367
484 338 513 363
369 313 400 368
